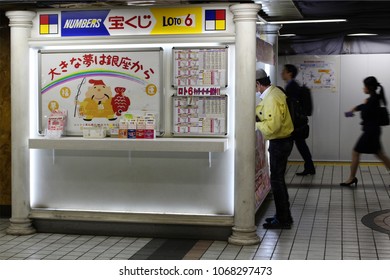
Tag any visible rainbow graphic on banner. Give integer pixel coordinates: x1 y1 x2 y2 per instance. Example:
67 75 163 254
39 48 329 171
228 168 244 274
204 9 226 31
41 69 147 94
40 14 59 35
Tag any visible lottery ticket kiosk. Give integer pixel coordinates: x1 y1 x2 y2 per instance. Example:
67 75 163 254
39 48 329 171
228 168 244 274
6 3 264 245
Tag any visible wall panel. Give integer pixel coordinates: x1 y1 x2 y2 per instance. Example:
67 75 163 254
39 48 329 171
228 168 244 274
279 54 390 162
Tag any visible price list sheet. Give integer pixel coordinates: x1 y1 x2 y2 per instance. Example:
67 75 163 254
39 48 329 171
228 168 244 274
172 47 228 87
172 96 227 136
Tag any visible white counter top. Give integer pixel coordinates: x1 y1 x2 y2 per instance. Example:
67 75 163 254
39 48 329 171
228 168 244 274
29 137 229 152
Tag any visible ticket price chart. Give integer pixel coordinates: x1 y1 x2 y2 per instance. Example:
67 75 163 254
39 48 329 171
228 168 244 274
172 47 228 87
172 96 227 135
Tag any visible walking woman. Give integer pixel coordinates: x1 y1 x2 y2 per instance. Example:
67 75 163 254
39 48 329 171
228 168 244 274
341 76 390 187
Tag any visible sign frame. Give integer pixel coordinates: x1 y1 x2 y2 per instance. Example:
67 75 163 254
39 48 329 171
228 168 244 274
37 47 164 136
171 95 228 137
171 46 228 88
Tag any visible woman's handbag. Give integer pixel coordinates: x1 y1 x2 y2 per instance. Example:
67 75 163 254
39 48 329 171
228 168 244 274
378 106 390 126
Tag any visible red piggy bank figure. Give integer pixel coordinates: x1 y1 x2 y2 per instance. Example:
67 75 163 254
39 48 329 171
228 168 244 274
111 87 131 116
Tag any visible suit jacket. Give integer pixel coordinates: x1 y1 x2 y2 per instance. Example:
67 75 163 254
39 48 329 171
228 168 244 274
285 79 310 139
356 93 381 127
285 79 301 100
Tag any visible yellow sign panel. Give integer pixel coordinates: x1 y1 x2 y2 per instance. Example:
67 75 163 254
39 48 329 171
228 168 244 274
150 7 203 34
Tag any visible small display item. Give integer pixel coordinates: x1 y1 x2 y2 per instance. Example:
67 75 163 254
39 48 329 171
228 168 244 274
144 119 156 139
118 119 128 139
127 120 137 139
46 109 67 138
136 120 146 139
108 124 119 137
82 126 107 138
115 112 157 139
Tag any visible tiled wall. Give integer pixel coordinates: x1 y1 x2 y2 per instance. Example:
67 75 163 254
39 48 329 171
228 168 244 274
0 12 11 218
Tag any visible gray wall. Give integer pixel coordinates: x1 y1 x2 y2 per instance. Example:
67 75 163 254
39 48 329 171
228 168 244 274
279 54 390 162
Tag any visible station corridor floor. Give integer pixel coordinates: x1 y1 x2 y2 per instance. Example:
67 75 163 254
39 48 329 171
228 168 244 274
1 162 389 260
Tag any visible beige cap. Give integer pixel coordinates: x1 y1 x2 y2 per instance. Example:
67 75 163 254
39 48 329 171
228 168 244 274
256 69 267 80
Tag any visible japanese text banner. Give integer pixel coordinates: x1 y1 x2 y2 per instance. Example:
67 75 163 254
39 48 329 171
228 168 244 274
33 6 233 37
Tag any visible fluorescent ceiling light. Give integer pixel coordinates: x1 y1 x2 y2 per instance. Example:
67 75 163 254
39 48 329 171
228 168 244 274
279 34 296 37
127 0 156 5
257 19 347 24
347 33 378 36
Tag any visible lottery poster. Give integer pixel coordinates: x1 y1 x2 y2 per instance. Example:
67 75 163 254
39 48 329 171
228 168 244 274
38 48 163 136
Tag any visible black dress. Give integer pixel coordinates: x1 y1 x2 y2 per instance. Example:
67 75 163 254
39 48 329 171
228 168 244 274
354 94 382 154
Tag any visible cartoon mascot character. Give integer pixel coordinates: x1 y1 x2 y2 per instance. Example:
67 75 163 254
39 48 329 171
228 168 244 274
78 79 116 121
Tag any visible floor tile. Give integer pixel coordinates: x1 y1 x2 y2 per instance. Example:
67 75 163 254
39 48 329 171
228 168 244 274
0 162 389 260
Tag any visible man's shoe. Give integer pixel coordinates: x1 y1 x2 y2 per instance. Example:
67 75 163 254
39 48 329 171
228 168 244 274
265 216 294 224
263 219 291 230
296 170 315 176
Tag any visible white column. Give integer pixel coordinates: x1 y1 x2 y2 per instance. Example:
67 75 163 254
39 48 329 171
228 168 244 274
229 4 261 245
6 11 36 235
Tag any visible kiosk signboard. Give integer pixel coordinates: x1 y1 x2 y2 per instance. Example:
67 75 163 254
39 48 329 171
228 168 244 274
33 6 234 37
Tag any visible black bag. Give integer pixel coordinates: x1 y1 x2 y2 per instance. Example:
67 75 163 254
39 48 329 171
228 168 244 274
286 96 309 139
299 84 313 116
378 106 390 126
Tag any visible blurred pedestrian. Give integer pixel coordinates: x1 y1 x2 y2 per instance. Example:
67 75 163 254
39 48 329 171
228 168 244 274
281 64 315 176
341 76 390 187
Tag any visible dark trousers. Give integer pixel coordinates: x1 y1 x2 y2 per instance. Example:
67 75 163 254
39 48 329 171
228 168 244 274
269 137 294 223
295 138 315 172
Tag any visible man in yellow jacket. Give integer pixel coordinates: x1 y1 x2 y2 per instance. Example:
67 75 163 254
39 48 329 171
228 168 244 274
255 69 294 229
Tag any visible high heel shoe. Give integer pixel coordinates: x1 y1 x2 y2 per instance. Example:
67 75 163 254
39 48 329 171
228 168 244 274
340 177 358 187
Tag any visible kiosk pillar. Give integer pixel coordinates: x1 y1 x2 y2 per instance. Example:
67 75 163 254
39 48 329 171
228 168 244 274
257 23 282 83
6 11 36 235
229 4 261 245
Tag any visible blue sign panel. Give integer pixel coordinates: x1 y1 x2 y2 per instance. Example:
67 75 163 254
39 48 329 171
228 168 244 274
61 10 110 36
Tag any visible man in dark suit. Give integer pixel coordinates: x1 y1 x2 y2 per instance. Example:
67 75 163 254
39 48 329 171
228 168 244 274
281 64 315 176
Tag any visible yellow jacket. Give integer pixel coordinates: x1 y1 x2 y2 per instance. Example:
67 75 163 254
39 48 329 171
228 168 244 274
255 85 293 140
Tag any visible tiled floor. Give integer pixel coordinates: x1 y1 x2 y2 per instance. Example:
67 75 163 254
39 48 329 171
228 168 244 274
1 162 389 260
